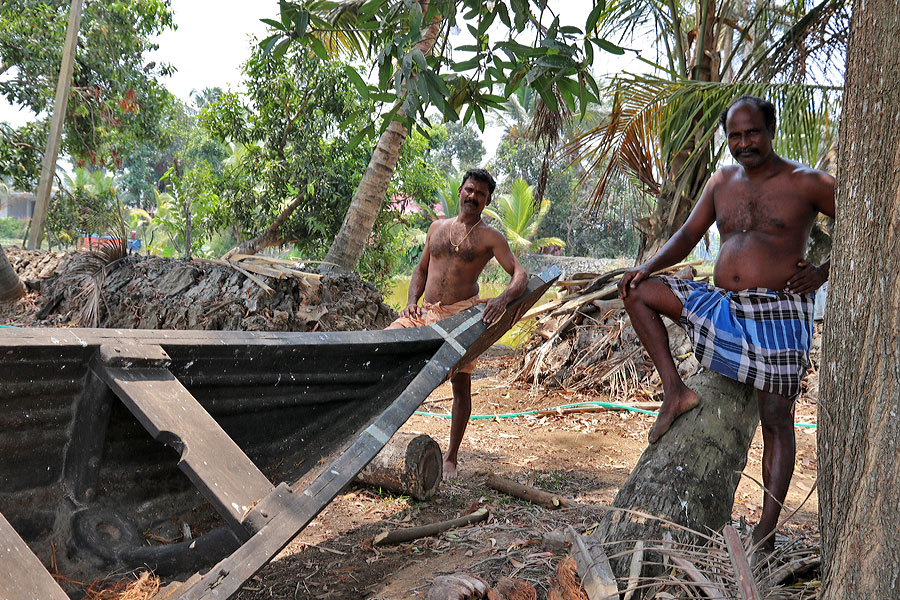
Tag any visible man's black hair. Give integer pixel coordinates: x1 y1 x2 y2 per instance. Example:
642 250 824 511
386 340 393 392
461 168 496 197
720 95 777 133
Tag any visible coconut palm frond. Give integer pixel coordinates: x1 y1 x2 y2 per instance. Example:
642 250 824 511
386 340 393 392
564 83 667 216
738 0 850 86
532 236 565 250
434 174 461 218
527 85 573 207
295 0 411 59
566 76 840 215
484 179 563 254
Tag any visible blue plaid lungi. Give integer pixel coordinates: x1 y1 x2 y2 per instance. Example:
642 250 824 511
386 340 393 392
656 276 815 399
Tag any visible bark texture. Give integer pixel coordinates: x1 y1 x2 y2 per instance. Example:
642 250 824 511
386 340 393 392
592 369 758 577
819 1 900 597
0 245 25 302
322 4 442 272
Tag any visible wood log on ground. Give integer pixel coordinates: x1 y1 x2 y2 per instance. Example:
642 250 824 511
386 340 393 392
590 369 758 580
355 432 442 500
567 526 617 600
373 508 488 546
485 474 572 509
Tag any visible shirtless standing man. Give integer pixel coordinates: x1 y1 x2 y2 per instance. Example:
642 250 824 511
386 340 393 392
617 96 834 549
387 168 527 480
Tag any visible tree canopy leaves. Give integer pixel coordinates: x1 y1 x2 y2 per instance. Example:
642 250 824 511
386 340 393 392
0 0 175 188
262 0 613 141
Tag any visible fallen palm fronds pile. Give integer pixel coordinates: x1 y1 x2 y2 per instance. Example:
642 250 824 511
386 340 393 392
511 263 704 399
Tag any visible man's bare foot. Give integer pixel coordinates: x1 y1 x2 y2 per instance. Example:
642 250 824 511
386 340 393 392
442 459 458 481
648 387 700 443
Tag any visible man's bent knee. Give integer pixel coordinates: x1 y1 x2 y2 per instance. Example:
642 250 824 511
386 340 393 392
623 279 684 322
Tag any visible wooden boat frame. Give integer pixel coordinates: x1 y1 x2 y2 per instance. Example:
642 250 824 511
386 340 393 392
0 267 559 600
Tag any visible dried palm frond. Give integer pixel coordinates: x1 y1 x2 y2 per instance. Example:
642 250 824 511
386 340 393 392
582 507 820 600
63 231 129 328
527 85 573 206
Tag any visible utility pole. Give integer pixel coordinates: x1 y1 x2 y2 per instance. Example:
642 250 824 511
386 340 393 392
26 0 84 250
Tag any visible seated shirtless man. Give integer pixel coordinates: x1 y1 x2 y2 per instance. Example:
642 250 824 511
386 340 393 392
617 96 834 549
387 168 526 480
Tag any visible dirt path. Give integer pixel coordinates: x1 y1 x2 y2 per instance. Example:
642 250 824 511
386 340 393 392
234 352 819 600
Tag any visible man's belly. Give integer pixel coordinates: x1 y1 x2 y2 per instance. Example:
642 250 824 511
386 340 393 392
714 233 804 292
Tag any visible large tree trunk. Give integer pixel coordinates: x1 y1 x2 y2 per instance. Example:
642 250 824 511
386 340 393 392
322 5 442 272
322 114 409 271
591 368 758 577
0 245 25 302
819 1 900 597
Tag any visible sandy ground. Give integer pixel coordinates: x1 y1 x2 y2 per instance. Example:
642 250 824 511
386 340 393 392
232 350 820 600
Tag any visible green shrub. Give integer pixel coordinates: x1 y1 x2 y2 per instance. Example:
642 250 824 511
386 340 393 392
0 217 27 240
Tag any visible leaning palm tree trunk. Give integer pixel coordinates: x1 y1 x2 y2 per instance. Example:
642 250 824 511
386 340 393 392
0 245 25 302
592 369 759 579
322 2 442 272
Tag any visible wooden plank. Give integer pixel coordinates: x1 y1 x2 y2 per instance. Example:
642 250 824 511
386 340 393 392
62 369 115 503
0 326 447 352
567 526 618 600
723 525 760 600
0 510 70 600
91 347 274 536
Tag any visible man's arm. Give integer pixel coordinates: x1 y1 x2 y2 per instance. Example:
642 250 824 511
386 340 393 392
618 171 719 298
481 231 527 324
786 170 835 294
401 223 435 319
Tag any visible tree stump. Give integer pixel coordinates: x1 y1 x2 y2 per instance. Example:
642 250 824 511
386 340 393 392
356 432 442 500
591 368 759 578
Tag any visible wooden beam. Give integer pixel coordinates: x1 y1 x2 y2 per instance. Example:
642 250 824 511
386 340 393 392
0 511 70 600
27 0 84 249
91 344 275 538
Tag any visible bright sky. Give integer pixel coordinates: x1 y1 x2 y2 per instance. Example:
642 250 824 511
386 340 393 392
147 0 276 101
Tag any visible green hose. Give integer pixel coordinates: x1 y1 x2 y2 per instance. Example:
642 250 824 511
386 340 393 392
414 400 817 429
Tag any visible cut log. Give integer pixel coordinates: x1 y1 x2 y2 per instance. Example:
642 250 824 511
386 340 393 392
373 507 488 546
485 474 572 509
355 432 442 500
590 369 759 578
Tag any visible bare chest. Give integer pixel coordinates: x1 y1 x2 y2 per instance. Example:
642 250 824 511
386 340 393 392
431 223 488 263
715 184 813 236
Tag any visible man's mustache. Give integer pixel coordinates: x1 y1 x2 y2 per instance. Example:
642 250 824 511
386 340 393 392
735 147 760 156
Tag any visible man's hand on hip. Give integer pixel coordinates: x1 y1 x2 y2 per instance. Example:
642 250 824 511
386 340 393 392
785 260 827 295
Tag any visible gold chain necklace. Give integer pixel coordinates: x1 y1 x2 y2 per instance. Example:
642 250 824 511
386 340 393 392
448 217 481 252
